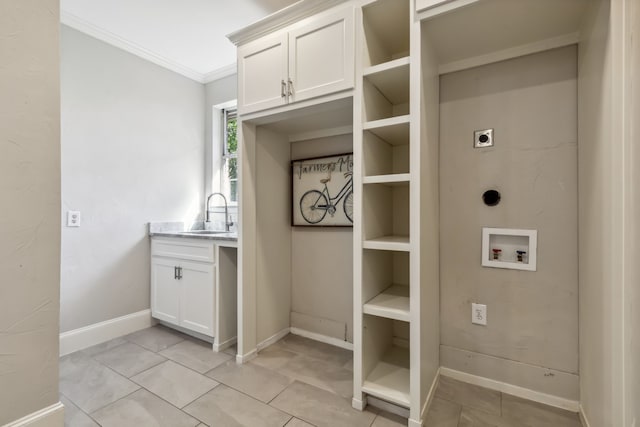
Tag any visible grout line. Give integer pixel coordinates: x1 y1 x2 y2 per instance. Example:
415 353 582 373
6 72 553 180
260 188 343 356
179 382 221 410
88 387 141 416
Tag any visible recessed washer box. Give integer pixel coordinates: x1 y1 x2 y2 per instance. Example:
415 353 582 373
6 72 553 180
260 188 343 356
481 227 537 271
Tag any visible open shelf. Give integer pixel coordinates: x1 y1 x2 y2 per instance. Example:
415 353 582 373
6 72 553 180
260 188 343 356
362 181 409 247
363 78 409 122
363 236 410 252
362 0 410 67
363 115 410 140
364 285 410 322
363 57 410 108
363 174 410 185
362 314 410 408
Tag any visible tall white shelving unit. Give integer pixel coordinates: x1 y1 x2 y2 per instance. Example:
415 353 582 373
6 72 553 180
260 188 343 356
353 0 440 425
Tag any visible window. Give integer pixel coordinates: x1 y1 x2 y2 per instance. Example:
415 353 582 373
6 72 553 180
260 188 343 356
221 108 237 203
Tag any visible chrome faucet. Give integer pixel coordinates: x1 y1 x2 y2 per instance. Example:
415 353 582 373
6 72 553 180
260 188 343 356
205 192 234 232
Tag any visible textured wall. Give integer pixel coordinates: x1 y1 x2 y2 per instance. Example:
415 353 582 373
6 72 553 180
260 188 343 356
0 0 62 423
60 26 205 332
439 46 579 399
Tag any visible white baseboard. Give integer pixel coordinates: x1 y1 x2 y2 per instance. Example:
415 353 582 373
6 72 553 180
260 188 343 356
236 348 257 364
213 336 237 353
419 368 440 420
3 402 64 427
290 327 354 351
579 404 591 427
368 395 410 419
60 309 155 356
440 367 580 412
257 327 291 351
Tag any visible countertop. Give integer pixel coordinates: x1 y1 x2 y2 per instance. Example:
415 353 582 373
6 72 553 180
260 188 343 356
148 221 237 242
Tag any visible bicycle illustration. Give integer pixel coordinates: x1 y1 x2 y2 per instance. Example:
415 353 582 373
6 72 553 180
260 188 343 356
300 171 353 224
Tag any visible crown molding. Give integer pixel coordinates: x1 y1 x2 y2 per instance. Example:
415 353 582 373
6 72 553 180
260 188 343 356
61 11 233 84
203 63 237 83
227 0 349 46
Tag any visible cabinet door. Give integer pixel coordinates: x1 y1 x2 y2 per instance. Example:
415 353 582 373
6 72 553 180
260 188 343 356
238 32 288 115
151 258 180 325
288 8 354 103
179 260 215 337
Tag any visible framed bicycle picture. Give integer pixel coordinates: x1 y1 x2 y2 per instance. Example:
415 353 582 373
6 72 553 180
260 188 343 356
291 153 354 227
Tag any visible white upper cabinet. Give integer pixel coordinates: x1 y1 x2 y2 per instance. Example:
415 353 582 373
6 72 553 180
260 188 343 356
238 33 288 115
288 9 354 104
237 7 354 115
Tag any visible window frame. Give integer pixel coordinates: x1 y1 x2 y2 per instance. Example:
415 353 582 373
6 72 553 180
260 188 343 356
221 107 238 205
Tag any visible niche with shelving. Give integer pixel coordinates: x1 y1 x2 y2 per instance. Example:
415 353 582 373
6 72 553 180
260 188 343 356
362 249 410 322
362 68 410 123
362 314 411 407
362 0 410 68
363 127 409 178
362 182 409 250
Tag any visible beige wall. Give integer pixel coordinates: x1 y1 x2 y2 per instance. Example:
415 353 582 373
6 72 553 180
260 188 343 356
0 0 62 424
291 134 353 342
626 0 640 423
60 27 205 332
439 46 579 399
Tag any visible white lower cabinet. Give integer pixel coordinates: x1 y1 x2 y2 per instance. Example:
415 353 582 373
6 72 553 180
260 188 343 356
151 239 216 337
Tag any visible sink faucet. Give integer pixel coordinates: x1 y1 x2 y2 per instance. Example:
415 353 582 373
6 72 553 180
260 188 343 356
206 192 234 232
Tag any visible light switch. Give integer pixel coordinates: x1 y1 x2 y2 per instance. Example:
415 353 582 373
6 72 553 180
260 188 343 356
67 211 81 227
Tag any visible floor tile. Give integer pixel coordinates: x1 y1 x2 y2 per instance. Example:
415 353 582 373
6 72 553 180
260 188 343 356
223 344 237 356
131 360 218 408
458 407 515 427
273 334 352 367
501 394 582 427
275 352 353 399
285 418 316 427
92 342 166 377
59 352 140 413
82 337 128 357
90 388 200 427
125 325 185 352
184 384 292 427
424 397 462 427
371 411 408 427
161 339 232 373
60 394 99 427
270 381 376 427
206 359 292 403
435 376 501 415
252 346 299 371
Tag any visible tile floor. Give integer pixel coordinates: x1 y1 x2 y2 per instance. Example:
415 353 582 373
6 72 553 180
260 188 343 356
59 325 582 427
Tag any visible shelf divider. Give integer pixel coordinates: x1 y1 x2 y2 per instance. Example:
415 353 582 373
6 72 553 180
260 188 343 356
363 285 410 322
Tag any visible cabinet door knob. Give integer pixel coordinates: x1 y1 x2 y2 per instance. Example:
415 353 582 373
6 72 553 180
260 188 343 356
177 267 183 280
174 266 178 280
281 80 287 98
287 78 294 97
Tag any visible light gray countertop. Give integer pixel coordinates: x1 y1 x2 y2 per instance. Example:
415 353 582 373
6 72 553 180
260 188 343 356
148 221 237 242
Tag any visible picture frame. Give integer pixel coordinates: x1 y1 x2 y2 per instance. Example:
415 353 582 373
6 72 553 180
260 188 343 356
291 153 354 227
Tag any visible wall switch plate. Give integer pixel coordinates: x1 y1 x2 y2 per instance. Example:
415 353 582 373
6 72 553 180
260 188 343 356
472 303 487 325
67 211 81 227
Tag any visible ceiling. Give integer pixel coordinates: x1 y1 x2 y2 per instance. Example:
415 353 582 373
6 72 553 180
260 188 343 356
61 0 299 83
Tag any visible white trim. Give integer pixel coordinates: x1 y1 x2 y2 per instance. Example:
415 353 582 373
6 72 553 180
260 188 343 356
579 404 591 427
289 125 353 142
59 309 154 356
61 12 234 84
290 327 354 351
421 368 441 420
351 396 367 411
416 0 480 21
439 368 580 412
3 402 64 427
257 327 291 351
438 32 580 75
236 348 257 364
367 395 410 419
227 0 348 46
203 64 237 84
213 336 237 353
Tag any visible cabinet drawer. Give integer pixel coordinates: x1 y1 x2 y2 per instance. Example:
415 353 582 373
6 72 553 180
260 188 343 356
151 238 215 263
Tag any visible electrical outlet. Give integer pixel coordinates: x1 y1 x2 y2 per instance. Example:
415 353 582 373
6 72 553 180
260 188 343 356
67 211 81 227
472 303 487 326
